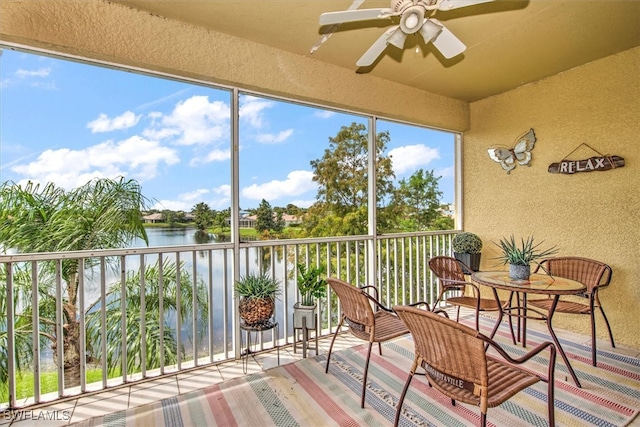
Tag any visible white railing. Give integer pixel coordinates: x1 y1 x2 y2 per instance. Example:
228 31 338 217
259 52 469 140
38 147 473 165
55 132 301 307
0 230 456 409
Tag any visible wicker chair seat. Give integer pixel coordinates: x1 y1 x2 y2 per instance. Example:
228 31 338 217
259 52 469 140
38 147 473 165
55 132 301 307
528 298 591 314
347 310 410 342
426 357 540 408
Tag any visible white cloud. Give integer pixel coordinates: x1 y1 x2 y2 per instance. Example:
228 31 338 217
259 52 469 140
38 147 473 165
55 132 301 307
255 129 293 144
10 135 179 190
152 188 210 211
147 95 229 146
437 166 455 178
388 144 440 175
16 67 51 78
2 67 55 89
210 185 231 210
136 89 190 111
189 148 231 166
290 199 316 209
87 111 141 133
239 96 274 128
154 185 230 211
314 110 335 119
242 170 316 201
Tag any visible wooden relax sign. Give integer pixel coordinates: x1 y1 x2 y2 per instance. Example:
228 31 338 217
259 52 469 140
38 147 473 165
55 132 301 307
548 155 625 174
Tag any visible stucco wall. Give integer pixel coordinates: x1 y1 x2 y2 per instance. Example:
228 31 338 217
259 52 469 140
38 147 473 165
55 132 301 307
2 0 638 348
0 0 468 132
465 47 640 348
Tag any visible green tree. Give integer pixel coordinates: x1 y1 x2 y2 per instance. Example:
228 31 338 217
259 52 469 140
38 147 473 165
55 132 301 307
305 122 395 236
212 208 230 231
164 210 176 226
0 178 149 388
285 203 303 216
273 211 285 233
255 199 275 232
389 169 444 231
192 202 213 231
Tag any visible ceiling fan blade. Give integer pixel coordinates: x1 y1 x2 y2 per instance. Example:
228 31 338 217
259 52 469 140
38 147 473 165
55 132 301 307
356 26 399 67
438 0 495 11
319 8 394 26
429 19 466 59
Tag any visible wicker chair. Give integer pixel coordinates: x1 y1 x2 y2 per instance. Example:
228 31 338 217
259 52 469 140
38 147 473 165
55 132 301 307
325 277 428 408
429 256 514 336
528 256 614 366
393 305 556 427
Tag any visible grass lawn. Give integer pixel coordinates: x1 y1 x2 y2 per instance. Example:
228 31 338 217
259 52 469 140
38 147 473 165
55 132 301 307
7 368 113 401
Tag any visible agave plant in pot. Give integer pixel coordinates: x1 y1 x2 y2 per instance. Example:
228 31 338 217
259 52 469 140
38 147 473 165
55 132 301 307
452 232 483 273
293 263 327 329
235 272 280 327
495 235 559 280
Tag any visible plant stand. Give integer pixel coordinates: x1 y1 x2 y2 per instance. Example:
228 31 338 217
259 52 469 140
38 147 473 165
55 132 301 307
292 305 318 358
240 319 279 374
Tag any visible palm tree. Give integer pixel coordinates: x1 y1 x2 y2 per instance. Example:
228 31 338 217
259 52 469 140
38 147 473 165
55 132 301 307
85 260 208 377
0 178 149 388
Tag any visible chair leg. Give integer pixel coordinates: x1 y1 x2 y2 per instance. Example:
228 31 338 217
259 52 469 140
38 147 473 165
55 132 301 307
590 295 615 366
481 412 487 427
474 309 480 331
456 306 461 322
590 301 598 366
361 342 374 408
507 292 517 345
598 305 616 348
325 317 344 373
547 342 556 427
393 371 414 427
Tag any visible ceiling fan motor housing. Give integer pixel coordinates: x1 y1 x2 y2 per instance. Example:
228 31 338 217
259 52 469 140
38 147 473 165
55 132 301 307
400 5 426 34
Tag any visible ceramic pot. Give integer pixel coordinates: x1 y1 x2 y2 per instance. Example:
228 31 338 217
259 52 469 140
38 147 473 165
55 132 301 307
453 252 481 273
293 302 317 329
509 264 531 280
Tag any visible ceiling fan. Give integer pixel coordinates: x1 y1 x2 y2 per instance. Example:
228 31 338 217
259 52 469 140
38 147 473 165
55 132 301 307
316 0 495 67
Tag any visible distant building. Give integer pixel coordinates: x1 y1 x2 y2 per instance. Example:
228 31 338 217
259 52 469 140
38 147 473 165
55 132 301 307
233 213 301 229
142 213 164 223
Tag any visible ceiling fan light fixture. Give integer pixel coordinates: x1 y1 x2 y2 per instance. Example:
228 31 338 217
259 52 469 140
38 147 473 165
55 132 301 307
419 19 442 42
387 27 407 49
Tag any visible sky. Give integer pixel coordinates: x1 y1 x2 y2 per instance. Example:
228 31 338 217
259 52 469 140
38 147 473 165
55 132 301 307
0 48 456 212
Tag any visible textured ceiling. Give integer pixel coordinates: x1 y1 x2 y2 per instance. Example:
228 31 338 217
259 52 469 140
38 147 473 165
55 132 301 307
110 0 639 102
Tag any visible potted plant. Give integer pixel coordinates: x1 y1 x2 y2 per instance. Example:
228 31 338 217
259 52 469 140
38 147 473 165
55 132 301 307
494 235 559 280
452 232 483 273
293 263 327 329
234 272 280 326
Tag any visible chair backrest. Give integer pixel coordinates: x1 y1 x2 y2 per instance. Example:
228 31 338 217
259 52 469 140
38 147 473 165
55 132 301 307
536 257 612 293
428 256 467 283
327 278 375 328
394 305 488 394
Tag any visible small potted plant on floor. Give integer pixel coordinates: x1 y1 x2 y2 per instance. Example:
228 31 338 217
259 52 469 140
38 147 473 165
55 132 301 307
495 235 559 280
452 231 483 273
235 272 280 327
293 263 327 330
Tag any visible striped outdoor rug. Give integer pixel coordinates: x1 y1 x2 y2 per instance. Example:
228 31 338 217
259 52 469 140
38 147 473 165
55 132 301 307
74 316 640 427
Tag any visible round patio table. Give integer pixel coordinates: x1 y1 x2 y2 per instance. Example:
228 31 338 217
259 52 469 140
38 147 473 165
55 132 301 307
471 271 586 388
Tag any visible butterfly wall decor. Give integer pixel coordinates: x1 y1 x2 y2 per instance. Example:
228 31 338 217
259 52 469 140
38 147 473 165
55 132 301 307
487 128 536 174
